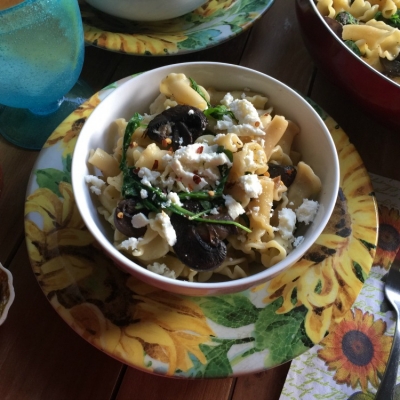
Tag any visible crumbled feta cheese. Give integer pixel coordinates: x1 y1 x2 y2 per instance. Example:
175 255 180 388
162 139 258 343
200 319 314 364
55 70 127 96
216 98 265 136
153 211 177 246
221 92 234 106
296 199 319 224
147 262 176 279
138 167 160 187
216 114 235 131
278 208 297 241
140 189 148 199
243 149 265 170
238 174 263 198
85 175 105 195
293 236 305 248
230 98 263 127
117 237 142 251
167 191 183 206
161 200 171 208
166 142 232 190
210 207 220 215
223 194 245 219
231 124 266 136
188 109 194 115
131 212 149 229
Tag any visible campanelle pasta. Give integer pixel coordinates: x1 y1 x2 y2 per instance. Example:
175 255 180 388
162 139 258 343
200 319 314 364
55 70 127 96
86 73 322 282
317 0 400 84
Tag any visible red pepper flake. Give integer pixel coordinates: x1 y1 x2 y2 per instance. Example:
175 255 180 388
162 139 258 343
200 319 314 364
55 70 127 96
152 160 159 170
129 141 138 148
162 138 172 147
117 212 124 219
133 167 140 174
193 174 201 184
254 121 260 127
196 146 204 154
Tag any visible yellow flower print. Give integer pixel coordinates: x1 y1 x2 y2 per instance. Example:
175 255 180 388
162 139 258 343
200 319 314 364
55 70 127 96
128 278 214 373
49 274 214 375
318 308 392 392
261 122 377 344
43 93 101 156
373 206 400 270
25 181 95 292
195 0 236 17
83 25 187 55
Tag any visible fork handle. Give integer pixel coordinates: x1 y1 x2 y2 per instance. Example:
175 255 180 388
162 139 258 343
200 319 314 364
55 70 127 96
375 306 400 400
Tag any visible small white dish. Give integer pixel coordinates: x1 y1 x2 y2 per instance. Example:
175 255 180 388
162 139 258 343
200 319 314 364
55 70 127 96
0 263 15 326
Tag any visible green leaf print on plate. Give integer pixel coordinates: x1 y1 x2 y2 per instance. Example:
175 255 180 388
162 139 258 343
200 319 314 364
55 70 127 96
35 154 72 197
194 294 259 328
254 298 310 367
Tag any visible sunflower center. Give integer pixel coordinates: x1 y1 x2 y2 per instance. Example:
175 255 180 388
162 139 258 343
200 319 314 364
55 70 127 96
342 330 374 366
378 223 400 252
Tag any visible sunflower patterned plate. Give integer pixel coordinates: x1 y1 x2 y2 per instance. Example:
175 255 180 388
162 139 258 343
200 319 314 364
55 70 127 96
24 76 378 378
79 0 275 56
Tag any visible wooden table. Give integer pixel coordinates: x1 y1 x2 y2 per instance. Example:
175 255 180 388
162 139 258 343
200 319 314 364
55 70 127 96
0 1 397 399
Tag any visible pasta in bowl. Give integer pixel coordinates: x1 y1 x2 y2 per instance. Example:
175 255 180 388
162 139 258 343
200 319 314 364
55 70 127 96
296 0 400 129
72 62 339 296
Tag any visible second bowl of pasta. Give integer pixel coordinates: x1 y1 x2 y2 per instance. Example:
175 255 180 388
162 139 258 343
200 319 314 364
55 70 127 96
296 0 400 130
72 62 339 296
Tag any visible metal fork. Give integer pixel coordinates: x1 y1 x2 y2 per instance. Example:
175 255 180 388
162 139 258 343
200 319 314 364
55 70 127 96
375 260 400 400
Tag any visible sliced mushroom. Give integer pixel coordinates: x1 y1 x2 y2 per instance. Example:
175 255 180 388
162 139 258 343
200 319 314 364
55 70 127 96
170 203 238 271
146 105 207 150
380 55 400 77
323 16 343 37
114 198 147 238
268 163 297 187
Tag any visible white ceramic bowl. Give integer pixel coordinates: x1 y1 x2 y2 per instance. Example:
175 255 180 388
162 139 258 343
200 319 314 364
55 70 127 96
85 0 207 21
72 62 339 296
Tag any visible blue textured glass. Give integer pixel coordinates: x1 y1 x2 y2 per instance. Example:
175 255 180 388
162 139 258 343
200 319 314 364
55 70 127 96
0 0 90 149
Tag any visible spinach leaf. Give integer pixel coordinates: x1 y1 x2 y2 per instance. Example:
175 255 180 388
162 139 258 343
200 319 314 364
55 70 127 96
120 113 144 171
344 40 361 56
189 77 211 107
375 10 400 28
204 104 237 122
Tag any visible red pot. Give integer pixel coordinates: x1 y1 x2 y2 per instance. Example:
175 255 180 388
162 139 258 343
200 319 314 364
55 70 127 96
295 0 400 130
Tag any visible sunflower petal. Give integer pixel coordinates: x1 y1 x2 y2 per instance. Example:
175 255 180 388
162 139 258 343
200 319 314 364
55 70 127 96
25 188 63 231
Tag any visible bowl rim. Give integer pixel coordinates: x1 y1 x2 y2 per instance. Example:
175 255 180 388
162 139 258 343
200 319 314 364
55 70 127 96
84 0 208 22
72 61 340 294
306 0 400 90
